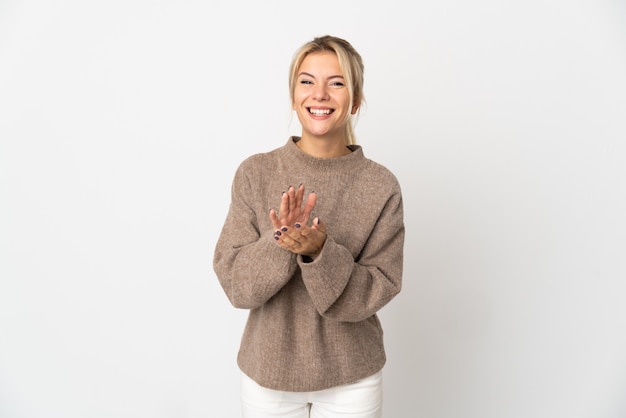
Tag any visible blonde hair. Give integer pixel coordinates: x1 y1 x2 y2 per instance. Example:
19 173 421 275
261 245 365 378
288 35 365 145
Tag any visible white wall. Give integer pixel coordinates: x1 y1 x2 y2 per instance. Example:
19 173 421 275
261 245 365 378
1 1 625 417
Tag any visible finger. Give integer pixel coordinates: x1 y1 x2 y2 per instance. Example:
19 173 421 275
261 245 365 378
294 183 305 215
278 190 290 220
294 222 309 236
311 217 326 234
269 208 281 230
278 229 300 248
273 225 290 242
299 192 317 223
287 186 297 213
279 225 302 242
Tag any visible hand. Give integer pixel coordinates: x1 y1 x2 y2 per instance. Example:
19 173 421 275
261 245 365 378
269 184 316 228
269 184 326 258
273 217 327 258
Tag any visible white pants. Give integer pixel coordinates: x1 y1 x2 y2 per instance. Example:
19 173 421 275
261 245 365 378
240 371 383 418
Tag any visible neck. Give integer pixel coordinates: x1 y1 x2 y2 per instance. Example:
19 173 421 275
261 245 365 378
297 133 351 158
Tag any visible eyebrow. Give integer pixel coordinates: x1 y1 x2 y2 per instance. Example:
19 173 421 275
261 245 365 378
298 72 345 80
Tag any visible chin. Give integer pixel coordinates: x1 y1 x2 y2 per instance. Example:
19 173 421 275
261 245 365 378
305 129 332 138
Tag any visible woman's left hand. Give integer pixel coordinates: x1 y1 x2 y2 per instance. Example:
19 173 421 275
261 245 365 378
273 217 326 258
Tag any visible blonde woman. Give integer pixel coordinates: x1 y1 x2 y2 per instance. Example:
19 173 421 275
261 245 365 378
214 35 404 418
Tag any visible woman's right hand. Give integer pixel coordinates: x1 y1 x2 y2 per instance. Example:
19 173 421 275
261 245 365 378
269 184 316 229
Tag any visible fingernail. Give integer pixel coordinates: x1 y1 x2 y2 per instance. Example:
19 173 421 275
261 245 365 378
316 218 321 224
294 223 301 228
298 183 303 188
273 236 279 240
275 230 282 236
281 227 288 232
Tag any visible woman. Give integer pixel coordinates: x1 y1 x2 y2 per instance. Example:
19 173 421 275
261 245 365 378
213 35 404 418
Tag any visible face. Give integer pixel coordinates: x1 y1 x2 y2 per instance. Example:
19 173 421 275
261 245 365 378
292 51 358 142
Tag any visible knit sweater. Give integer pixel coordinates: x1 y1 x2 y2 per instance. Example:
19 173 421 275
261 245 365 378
213 137 404 392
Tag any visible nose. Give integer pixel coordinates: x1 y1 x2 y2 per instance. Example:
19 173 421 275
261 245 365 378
313 84 329 101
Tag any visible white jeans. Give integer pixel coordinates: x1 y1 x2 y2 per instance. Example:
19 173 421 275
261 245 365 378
240 371 383 418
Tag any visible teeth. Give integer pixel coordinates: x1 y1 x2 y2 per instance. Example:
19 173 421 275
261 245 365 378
309 108 332 116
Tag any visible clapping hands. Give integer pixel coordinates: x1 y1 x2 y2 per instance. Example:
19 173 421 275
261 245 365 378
269 184 326 259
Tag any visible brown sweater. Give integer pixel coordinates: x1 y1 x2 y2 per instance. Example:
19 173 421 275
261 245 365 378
213 137 404 392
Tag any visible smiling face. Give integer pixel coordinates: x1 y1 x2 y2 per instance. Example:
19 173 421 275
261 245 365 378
292 51 359 144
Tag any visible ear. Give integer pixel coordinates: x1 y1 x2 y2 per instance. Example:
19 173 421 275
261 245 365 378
351 96 361 114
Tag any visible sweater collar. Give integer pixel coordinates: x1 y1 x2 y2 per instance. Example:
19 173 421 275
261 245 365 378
284 136 365 171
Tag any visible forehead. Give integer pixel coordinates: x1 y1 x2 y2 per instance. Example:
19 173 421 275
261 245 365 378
298 51 342 75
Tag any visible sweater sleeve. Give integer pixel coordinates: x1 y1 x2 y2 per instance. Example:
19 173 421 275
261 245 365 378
213 162 297 309
298 188 405 322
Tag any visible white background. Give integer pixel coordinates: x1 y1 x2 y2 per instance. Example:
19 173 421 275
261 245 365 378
1 1 625 417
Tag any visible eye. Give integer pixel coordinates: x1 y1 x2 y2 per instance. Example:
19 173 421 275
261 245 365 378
330 81 345 87
299 79 313 85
